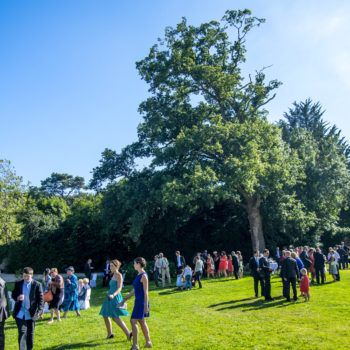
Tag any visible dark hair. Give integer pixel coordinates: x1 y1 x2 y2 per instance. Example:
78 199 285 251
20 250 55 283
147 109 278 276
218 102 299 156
263 249 269 255
23 267 34 275
254 250 259 255
134 257 147 268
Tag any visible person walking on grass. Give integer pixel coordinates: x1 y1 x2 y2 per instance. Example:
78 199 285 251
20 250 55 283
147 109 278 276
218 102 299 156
119 257 152 349
12 267 44 350
100 259 131 341
194 256 204 288
299 268 310 301
61 266 80 318
48 268 64 324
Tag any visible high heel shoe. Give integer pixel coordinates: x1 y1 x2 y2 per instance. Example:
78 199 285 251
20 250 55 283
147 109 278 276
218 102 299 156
127 332 133 341
145 341 153 348
107 334 114 339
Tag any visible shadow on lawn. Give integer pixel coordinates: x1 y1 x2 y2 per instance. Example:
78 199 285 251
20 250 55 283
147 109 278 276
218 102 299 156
208 296 300 312
44 339 119 349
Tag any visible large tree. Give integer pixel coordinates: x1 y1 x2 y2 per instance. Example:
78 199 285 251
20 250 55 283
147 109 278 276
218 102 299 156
280 99 350 240
92 10 302 251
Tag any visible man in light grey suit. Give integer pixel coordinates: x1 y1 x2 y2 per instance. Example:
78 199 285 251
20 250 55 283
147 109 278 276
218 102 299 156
0 274 11 350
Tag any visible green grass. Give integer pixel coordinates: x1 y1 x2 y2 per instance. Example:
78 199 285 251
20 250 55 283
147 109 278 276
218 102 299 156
4 271 350 349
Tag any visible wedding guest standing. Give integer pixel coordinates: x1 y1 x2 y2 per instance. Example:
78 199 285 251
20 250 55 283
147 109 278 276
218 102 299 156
0 274 10 350
62 266 80 318
48 268 64 324
84 259 94 281
259 250 274 301
120 257 152 349
100 259 131 340
249 250 264 298
12 267 44 350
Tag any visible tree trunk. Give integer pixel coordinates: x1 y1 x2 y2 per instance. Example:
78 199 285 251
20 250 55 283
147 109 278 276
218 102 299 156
245 195 266 252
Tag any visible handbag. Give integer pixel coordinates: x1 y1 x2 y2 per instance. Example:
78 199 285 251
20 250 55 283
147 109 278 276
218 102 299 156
43 290 53 303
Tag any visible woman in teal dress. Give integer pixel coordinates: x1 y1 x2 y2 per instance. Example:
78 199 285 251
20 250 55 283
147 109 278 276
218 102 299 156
100 259 132 340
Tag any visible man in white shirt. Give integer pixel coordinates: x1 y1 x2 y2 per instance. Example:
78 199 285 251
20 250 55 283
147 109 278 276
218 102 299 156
194 256 204 288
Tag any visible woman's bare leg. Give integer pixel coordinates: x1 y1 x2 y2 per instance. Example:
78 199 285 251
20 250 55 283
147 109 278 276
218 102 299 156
103 317 113 337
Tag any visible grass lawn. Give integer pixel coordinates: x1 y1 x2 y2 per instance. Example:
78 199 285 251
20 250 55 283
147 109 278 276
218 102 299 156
4 270 350 349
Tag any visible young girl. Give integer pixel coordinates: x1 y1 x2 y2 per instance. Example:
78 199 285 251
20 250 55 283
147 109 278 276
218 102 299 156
100 259 131 340
120 257 152 349
329 256 338 282
299 268 310 301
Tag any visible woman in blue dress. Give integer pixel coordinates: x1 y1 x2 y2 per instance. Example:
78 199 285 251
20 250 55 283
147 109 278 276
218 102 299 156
120 257 152 350
100 259 131 340
62 266 81 318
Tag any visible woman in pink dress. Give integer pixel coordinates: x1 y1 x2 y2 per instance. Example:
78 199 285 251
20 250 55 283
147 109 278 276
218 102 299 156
218 251 228 277
227 255 233 276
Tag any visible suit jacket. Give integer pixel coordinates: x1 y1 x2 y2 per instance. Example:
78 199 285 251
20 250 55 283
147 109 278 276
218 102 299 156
0 277 10 322
259 256 271 277
280 257 299 279
12 279 44 321
314 252 326 269
249 257 260 278
175 255 186 268
232 255 239 270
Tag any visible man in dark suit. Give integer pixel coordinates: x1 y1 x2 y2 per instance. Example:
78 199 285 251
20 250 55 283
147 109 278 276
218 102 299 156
12 267 44 350
84 259 94 281
175 251 186 274
259 249 274 301
249 250 264 298
280 251 299 301
0 274 11 350
232 252 240 280
102 259 111 287
314 248 326 284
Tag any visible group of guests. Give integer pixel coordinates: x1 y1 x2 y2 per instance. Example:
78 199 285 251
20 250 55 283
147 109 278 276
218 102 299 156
0 256 152 350
249 242 349 303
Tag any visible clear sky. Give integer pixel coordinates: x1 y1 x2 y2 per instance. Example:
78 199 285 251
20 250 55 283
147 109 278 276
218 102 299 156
1 0 350 185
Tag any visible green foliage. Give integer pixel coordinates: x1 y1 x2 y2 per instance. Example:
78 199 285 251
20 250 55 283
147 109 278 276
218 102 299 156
0 159 25 245
40 172 85 197
280 99 350 241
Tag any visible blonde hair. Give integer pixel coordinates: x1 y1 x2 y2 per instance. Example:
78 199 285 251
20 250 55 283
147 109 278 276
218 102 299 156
301 268 307 275
110 259 121 271
83 278 89 284
78 279 83 283
50 268 58 274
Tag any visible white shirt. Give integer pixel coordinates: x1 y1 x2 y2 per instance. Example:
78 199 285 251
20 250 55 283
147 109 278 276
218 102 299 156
195 259 204 272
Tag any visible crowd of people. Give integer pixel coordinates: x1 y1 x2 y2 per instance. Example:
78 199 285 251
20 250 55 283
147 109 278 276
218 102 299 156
0 241 348 350
0 257 152 350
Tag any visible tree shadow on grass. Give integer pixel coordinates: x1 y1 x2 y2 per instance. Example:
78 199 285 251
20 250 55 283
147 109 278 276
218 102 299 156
44 339 120 349
208 297 255 308
209 296 296 312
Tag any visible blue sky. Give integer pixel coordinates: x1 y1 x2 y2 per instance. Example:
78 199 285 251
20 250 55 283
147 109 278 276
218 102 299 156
1 0 350 185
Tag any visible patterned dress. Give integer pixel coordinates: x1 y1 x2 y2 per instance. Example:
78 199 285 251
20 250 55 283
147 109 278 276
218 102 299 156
100 279 128 318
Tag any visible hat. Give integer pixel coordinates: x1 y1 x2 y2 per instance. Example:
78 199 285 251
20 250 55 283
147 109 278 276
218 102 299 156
66 266 75 273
